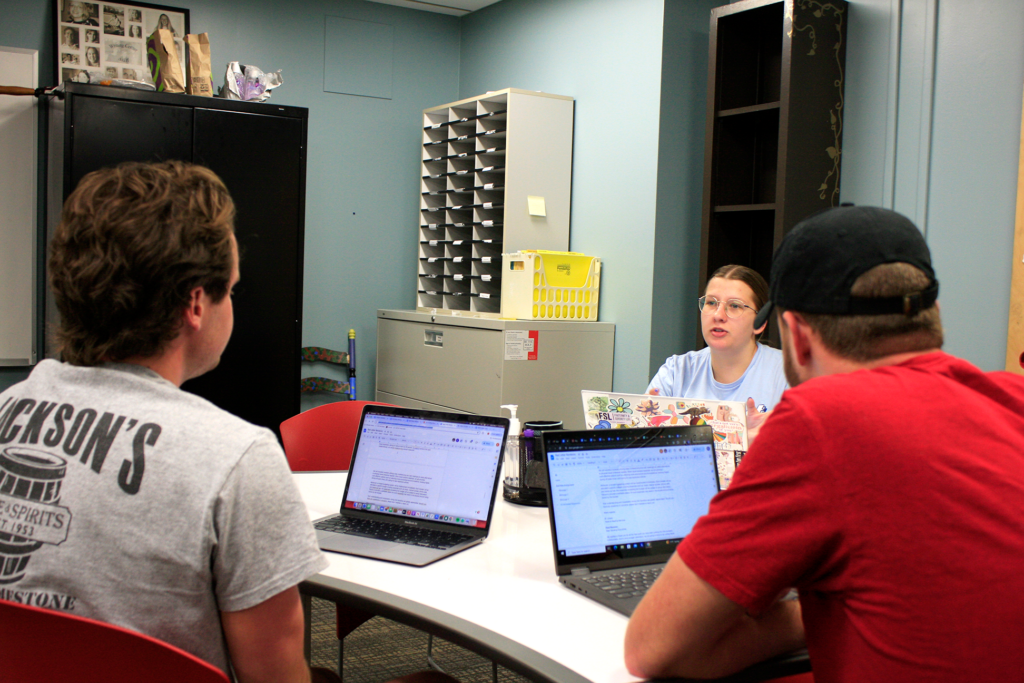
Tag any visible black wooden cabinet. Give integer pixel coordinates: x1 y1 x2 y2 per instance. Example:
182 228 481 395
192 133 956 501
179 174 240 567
46 83 307 436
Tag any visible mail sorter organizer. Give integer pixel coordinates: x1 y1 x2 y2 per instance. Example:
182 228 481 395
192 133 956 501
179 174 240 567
500 250 601 321
418 88 574 319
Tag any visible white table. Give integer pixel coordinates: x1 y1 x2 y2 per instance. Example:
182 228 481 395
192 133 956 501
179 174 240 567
294 472 808 683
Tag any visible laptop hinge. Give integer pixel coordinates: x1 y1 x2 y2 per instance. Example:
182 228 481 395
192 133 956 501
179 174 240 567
570 568 590 576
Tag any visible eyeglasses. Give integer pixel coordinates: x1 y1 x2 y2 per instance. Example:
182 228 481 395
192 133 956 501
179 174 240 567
698 296 756 318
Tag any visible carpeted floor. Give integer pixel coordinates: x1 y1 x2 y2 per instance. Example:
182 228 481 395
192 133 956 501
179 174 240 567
308 597 534 683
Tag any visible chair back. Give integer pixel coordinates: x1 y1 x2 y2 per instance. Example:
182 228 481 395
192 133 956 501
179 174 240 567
280 400 396 471
0 598 230 683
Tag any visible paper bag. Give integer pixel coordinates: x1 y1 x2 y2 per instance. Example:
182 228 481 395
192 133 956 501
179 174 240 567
146 28 185 93
186 33 213 96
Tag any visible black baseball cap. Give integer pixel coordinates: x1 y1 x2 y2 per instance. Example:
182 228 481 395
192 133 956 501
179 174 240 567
754 206 939 330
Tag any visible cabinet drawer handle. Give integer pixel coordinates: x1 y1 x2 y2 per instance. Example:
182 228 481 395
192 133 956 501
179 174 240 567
424 330 443 348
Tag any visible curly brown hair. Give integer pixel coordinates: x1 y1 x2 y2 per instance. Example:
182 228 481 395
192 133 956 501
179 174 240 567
49 161 236 366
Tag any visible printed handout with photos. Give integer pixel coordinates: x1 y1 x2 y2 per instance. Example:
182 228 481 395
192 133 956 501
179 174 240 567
581 390 748 489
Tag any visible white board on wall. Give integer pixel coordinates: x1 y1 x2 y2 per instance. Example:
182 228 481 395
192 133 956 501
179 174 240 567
0 47 38 366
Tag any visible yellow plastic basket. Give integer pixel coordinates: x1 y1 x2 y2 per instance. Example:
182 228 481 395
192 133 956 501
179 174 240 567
500 250 601 321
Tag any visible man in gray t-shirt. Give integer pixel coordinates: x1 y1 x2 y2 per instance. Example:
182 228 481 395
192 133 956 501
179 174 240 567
0 161 328 681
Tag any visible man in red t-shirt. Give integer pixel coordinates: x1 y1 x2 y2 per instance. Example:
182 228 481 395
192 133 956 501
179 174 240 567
625 206 1024 682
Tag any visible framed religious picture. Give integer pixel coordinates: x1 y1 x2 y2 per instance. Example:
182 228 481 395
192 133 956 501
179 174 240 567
55 0 189 85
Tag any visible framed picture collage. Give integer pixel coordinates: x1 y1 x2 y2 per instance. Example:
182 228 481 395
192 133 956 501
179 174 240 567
56 0 189 85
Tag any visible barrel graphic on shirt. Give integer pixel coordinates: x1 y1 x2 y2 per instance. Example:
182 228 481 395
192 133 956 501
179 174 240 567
0 448 70 584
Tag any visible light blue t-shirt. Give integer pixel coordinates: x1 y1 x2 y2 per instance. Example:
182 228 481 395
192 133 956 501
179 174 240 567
646 344 789 413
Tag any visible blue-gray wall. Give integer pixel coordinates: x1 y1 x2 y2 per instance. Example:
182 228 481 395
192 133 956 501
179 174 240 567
460 0 668 392
459 0 720 392
926 0 1023 369
0 0 461 401
3 0 1023 399
841 0 1024 370
649 0 720 379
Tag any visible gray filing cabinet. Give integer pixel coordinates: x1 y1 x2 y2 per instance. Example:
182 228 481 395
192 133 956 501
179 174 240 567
376 309 614 430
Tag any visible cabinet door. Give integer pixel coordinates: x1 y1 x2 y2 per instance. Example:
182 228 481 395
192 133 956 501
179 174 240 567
68 96 193 189
183 108 305 435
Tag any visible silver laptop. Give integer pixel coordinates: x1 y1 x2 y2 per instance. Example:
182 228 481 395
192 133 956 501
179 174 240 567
313 405 509 567
542 425 720 615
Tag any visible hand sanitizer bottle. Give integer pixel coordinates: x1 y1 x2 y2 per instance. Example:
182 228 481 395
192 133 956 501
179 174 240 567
500 404 521 501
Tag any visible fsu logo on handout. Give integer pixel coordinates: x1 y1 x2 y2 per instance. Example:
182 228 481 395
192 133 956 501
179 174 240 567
0 448 72 584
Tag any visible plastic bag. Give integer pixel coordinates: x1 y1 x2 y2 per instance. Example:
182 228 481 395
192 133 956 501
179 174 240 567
219 61 282 102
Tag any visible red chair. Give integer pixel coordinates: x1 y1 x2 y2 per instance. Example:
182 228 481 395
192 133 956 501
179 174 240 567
280 400 395 471
0 598 230 683
281 400 394 675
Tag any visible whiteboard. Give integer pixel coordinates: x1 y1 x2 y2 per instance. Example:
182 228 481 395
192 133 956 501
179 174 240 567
0 47 37 366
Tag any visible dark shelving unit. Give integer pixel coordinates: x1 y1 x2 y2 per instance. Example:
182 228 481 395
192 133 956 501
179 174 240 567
699 0 847 344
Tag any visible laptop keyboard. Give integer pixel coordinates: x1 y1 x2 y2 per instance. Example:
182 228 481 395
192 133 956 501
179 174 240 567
579 566 663 599
315 515 473 550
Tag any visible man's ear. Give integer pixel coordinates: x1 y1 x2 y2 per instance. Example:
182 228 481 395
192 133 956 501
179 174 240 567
182 286 205 332
780 311 813 368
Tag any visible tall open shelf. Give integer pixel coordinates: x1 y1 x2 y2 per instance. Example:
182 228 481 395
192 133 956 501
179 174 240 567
418 88 574 317
699 0 847 339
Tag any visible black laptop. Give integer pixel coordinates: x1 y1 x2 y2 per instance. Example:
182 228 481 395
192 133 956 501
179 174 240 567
541 425 720 615
313 405 509 566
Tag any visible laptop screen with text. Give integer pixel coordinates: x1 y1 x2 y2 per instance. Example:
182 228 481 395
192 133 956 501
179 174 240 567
544 427 719 567
344 411 505 528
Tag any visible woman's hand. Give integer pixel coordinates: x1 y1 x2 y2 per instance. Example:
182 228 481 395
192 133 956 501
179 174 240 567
745 397 771 443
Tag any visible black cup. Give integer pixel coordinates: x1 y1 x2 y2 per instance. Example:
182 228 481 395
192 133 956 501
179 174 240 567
511 420 562 506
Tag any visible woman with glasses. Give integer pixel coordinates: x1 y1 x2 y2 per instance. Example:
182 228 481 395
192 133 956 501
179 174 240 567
647 264 788 417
